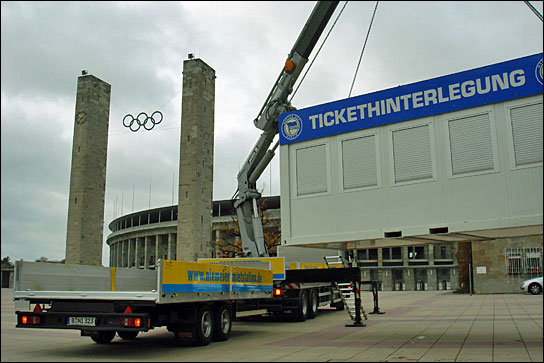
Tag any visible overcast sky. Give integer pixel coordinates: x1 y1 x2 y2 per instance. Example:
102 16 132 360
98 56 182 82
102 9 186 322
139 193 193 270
1 1 542 266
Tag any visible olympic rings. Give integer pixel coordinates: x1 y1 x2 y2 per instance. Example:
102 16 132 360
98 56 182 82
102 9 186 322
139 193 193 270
123 111 163 132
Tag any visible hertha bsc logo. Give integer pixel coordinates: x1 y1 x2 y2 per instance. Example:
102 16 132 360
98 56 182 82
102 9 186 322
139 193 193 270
281 114 303 141
536 58 543 86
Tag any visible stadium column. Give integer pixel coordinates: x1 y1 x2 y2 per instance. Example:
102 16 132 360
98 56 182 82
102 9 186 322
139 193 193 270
155 235 159 266
167 234 173 260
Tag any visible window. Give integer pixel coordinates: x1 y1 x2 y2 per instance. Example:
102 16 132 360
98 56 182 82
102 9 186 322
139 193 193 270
391 124 433 184
510 102 543 167
506 248 523 274
382 247 402 260
408 246 426 260
505 248 543 274
440 246 448 259
296 144 328 196
434 245 451 260
341 134 378 190
357 249 377 261
524 248 542 274
357 249 367 260
447 112 496 176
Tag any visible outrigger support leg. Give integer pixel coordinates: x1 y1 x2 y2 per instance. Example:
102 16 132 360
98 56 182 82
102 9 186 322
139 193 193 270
369 281 385 315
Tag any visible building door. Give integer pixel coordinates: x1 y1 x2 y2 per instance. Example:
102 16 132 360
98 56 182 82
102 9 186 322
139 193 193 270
437 269 450 290
415 269 427 290
392 269 403 291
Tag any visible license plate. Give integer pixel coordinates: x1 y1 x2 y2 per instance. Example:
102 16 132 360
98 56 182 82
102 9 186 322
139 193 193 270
67 317 96 326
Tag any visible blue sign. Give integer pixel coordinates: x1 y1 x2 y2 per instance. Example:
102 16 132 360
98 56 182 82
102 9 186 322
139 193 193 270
279 53 543 145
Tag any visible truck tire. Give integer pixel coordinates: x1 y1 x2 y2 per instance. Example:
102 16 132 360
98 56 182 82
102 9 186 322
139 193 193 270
90 331 116 344
293 289 308 322
192 305 214 346
117 331 139 340
213 304 232 341
307 288 318 319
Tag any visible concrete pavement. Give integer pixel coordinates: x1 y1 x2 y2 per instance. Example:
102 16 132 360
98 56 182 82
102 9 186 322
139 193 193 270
2 288 542 361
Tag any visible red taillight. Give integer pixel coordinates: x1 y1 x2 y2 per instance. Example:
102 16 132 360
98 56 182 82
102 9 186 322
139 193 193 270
121 305 142 327
21 315 40 325
121 317 141 327
273 288 283 296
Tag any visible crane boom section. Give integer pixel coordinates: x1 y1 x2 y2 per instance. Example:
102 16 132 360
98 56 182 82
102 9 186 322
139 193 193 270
234 1 339 257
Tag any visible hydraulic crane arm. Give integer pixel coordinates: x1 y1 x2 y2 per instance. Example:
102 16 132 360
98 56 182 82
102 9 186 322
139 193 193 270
234 1 339 257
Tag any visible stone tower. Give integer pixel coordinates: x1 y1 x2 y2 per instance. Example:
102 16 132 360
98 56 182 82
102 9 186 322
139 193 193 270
65 74 111 266
177 58 215 262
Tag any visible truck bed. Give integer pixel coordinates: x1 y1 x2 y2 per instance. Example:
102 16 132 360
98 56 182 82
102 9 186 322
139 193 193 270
14 260 273 305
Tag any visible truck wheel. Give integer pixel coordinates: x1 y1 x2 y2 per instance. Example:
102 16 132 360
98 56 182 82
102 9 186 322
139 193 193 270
90 331 116 344
192 305 214 346
307 288 318 319
294 290 308 322
213 304 232 341
117 331 139 340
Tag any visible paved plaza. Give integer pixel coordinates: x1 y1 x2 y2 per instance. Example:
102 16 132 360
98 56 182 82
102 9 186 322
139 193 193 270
2 288 542 361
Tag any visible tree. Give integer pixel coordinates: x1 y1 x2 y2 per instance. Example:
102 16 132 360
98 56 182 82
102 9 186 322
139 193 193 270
1 256 13 267
212 197 281 258
260 198 281 256
213 217 243 258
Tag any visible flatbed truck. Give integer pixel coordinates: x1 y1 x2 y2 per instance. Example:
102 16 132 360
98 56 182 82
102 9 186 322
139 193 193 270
14 255 365 345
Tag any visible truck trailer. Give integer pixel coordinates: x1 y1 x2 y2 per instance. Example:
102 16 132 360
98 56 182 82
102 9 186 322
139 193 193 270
14 254 365 345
